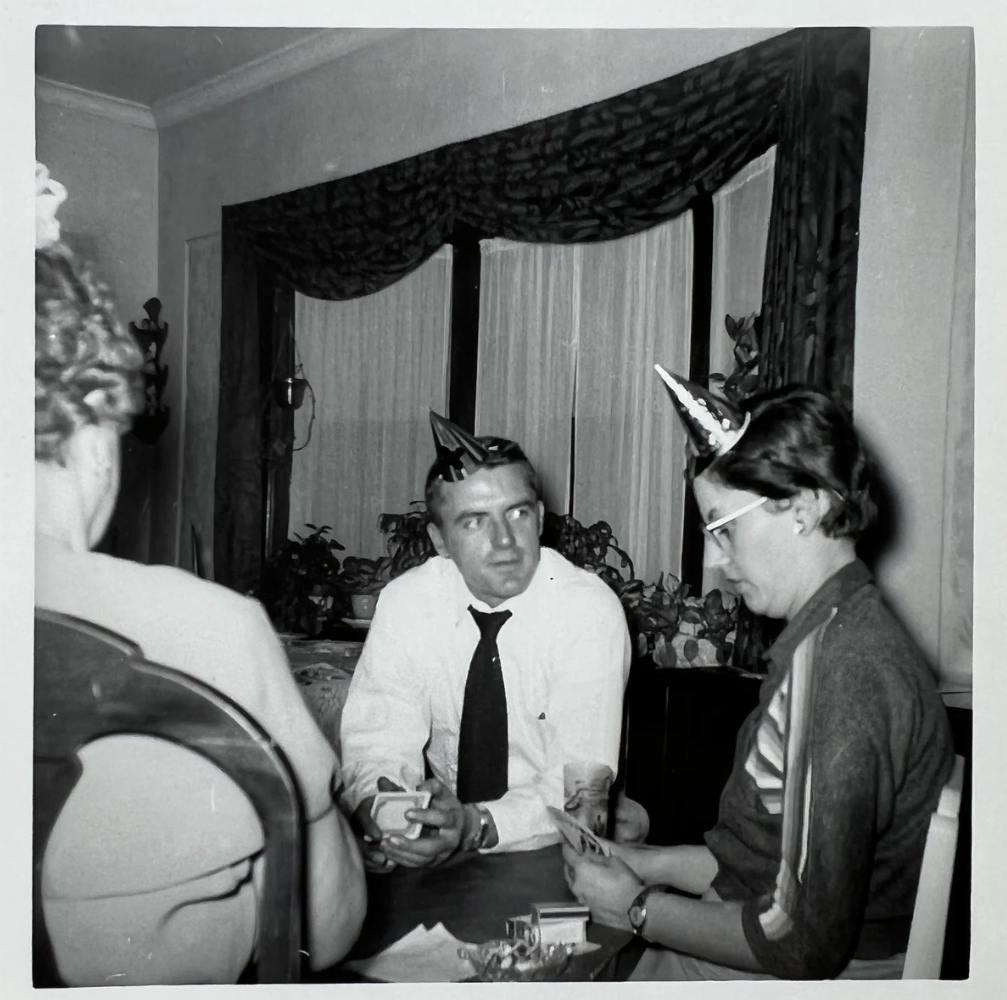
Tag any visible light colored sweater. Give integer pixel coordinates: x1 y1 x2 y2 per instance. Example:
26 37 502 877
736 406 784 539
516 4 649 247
35 535 341 985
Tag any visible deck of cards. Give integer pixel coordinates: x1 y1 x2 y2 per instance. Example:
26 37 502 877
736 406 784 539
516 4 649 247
531 902 591 946
505 903 592 948
371 790 432 840
547 805 612 857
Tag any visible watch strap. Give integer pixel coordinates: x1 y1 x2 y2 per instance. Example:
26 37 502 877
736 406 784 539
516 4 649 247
464 804 492 851
628 884 674 938
475 805 493 849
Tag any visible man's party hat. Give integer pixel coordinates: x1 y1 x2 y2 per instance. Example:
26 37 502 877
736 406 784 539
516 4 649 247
429 411 494 482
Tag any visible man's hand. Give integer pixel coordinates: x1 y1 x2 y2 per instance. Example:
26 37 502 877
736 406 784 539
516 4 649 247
562 842 643 932
379 778 468 869
352 776 404 872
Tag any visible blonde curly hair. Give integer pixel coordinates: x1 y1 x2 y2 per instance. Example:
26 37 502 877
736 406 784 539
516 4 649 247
35 241 144 462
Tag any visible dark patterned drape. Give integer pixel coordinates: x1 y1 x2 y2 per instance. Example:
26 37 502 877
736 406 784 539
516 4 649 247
215 228 264 594
732 28 870 668
760 28 869 409
215 26 870 594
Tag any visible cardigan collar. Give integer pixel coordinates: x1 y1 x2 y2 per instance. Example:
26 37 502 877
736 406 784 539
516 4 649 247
765 558 873 673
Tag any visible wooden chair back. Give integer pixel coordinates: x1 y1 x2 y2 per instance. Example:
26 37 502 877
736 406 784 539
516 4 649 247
33 608 303 984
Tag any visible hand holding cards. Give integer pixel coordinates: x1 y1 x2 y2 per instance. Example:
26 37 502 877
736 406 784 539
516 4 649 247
563 761 614 837
547 805 611 857
371 790 432 840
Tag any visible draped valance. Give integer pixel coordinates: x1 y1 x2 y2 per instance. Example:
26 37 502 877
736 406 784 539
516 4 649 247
216 26 870 596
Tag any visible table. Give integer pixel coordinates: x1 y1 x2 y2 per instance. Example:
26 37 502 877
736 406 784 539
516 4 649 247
279 637 362 748
307 845 642 983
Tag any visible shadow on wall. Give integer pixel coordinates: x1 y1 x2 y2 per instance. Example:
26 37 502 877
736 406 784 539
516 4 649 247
857 436 901 578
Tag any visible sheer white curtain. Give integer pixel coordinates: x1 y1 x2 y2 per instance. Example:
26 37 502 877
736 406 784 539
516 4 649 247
573 217 694 584
704 146 776 593
476 217 694 584
289 245 452 558
709 146 777 379
476 238 580 513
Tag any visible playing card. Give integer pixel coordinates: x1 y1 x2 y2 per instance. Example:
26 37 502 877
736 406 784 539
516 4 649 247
546 805 611 856
371 790 432 840
563 762 613 836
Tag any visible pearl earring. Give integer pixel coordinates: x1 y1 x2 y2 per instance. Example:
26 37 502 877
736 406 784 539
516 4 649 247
793 523 803 535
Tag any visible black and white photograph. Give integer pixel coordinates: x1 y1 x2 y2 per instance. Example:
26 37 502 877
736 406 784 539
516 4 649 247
3 1 1002 994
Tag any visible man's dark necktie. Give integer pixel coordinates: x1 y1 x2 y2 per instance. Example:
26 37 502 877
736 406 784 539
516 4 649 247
456 606 512 804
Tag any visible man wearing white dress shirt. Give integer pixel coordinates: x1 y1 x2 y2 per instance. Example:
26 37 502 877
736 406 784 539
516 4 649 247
339 413 631 869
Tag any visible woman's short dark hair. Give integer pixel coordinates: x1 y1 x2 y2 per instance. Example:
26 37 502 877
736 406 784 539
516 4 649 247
424 436 542 527
701 384 877 541
35 242 144 463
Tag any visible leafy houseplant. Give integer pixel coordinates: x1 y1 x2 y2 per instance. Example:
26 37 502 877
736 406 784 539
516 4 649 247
261 505 740 664
710 312 761 404
378 501 438 578
613 575 685 662
335 502 439 618
541 513 635 587
613 574 737 668
542 512 737 669
338 555 391 619
709 312 780 671
672 588 739 667
258 524 346 637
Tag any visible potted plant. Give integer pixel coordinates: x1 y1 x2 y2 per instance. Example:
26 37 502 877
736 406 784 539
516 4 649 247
541 512 635 586
378 501 438 578
540 512 738 669
258 524 346 637
710 312 761 404
614 574 686 663
709 312 780 670
338 555 392 620
334 502 438 619
671 588 739 667
616 575 737 668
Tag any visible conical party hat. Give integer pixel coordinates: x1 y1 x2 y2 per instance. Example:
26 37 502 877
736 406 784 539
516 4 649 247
653 364 750 459
429 411 493 482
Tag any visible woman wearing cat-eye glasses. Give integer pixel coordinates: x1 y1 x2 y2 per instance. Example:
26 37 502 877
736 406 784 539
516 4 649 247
563 371 954 982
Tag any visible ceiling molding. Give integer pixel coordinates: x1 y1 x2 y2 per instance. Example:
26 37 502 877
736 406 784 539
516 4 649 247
150 27 403 129
35 77 157 130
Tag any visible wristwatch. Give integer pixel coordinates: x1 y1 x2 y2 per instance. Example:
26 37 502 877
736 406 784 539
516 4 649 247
627 884 674 938
465 804 493 851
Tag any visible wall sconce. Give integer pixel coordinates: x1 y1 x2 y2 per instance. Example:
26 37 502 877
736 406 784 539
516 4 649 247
129 297 170 444
272 375 309 410
263 360 316 469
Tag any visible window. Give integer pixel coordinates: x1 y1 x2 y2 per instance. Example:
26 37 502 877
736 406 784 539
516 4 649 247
288 247 453 558
476 217 694 584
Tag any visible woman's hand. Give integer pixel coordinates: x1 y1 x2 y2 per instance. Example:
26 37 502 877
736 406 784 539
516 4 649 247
562 843 643 932
606 840 664 880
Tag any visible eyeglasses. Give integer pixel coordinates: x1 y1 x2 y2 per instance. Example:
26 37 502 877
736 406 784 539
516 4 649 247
704 495 768 543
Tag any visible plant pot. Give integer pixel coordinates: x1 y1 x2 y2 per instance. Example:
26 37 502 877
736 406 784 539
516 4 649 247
351 593 379 620
670 634 721 667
